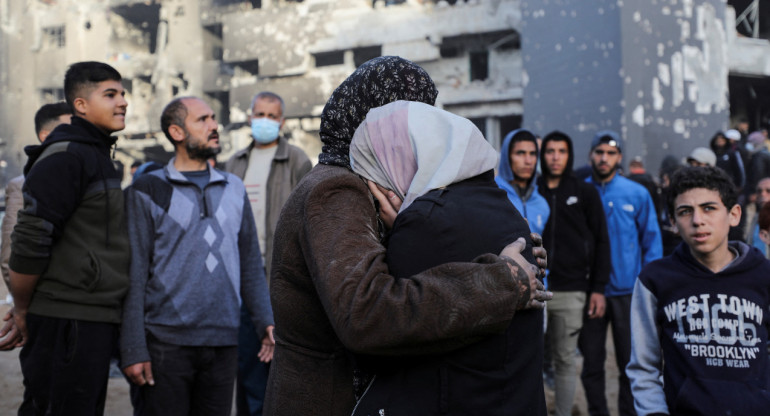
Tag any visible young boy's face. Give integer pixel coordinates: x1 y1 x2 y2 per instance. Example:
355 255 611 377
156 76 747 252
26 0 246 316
672 188 740 262
76 80 127 134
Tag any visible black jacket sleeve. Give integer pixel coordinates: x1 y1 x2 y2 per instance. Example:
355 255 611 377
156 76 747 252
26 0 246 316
10 147 86 274
582 183 610 293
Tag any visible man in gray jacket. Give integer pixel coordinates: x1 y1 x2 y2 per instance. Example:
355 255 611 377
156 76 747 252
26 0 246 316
121 96 274 416
226 91 311 416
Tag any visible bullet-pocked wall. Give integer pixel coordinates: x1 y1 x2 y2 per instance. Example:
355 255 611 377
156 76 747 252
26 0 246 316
521 0 729 173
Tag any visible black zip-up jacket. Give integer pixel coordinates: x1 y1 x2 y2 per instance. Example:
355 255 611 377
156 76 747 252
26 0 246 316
9 116 130 323
537 131 610 293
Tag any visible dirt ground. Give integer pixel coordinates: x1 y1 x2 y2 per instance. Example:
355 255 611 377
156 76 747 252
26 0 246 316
0 295 620 415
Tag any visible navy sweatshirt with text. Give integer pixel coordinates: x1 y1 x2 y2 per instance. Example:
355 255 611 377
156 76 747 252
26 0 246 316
627 241 770 415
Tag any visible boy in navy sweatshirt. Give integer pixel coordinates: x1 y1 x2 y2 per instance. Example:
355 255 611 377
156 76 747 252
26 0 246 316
627 166 770 415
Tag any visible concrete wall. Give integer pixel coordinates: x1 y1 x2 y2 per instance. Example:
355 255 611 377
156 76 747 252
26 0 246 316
522 0 729 173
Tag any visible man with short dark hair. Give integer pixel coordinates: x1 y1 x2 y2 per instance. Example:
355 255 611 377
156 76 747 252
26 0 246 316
225 91 310 415
121 96 274 416
1 61 130 416
537 131 610 416
580 130 662 416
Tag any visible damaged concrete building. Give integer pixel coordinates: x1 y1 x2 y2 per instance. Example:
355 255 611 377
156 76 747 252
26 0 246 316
522 0 770 173
0 0 768 186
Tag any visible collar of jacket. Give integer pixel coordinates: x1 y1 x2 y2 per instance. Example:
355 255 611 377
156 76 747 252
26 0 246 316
163 157 228 186
234 136 290 162
588 171 620 189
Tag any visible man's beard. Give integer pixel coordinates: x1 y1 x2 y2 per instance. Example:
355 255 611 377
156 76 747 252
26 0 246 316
184 133 221 161
591 161 618 180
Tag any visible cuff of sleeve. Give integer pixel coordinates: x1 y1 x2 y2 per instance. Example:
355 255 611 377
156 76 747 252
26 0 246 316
252 318 275 340
9 254 50 275
120 347 151 369
590 282 607 294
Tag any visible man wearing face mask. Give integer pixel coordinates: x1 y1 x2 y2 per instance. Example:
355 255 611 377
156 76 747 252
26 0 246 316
226 91 311 416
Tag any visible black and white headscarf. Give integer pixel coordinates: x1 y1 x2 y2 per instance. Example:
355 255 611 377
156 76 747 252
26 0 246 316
318 56 439 168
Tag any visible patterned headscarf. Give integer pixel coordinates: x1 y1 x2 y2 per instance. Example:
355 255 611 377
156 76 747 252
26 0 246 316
318 56 438 167
349 100 499 212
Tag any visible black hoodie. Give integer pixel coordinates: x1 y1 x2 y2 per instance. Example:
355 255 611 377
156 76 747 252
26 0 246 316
628 242 770 415
536 131 610 293
9 116 130 323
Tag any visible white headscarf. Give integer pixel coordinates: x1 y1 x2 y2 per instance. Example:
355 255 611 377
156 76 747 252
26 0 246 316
349 100 499 212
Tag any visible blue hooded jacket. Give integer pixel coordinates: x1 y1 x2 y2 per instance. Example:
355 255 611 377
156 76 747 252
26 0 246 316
586 131 662 296
495 128 550 235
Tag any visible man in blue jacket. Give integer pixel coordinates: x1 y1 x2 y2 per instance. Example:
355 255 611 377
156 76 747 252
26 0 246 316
579 131 662 416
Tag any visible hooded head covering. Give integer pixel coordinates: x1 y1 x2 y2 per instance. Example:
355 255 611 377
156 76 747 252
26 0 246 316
497 128 538 185
349 100 498 212
659 154 682 183
318 56 439 167
539 130 574 178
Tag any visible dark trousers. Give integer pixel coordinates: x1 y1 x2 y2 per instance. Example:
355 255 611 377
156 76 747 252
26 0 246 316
236 304 270 416
19 313 117 416
578 294 636 416
136 335 238 416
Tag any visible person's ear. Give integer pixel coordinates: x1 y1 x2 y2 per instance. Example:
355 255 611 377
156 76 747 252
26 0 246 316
668 218 678 234
168 124 186 145
728 204 741 227
72 97 87 116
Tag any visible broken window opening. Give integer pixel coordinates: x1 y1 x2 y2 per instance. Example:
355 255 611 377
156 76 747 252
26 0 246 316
122 78 135 95
730 0 770 40
205 91 231 127
234 59 260 76
371 0 406 7
42 25 65 49
469 117 486 138
353 46 382 68
209 0 249 5
251 0 261 8
423 0 469 5
440 45 461 58
469 50 488 81
204 23 224 60
112 3 161 54
499 115 522 141
314 51 345 67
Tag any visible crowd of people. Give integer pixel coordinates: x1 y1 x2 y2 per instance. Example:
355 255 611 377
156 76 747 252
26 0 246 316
0 56 767 416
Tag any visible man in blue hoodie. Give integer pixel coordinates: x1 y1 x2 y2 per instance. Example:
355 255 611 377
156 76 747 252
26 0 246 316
580 131 662 416
495 129 550 235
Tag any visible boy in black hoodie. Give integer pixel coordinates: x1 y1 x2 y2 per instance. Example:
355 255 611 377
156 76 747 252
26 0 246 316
536 131 611 416
0 61 130 415
627 166 770 415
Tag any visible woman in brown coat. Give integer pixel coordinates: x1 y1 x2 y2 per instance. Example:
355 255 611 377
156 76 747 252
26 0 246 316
263 56 549 415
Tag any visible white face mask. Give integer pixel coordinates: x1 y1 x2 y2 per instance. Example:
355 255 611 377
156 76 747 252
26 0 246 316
251 118 281 144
